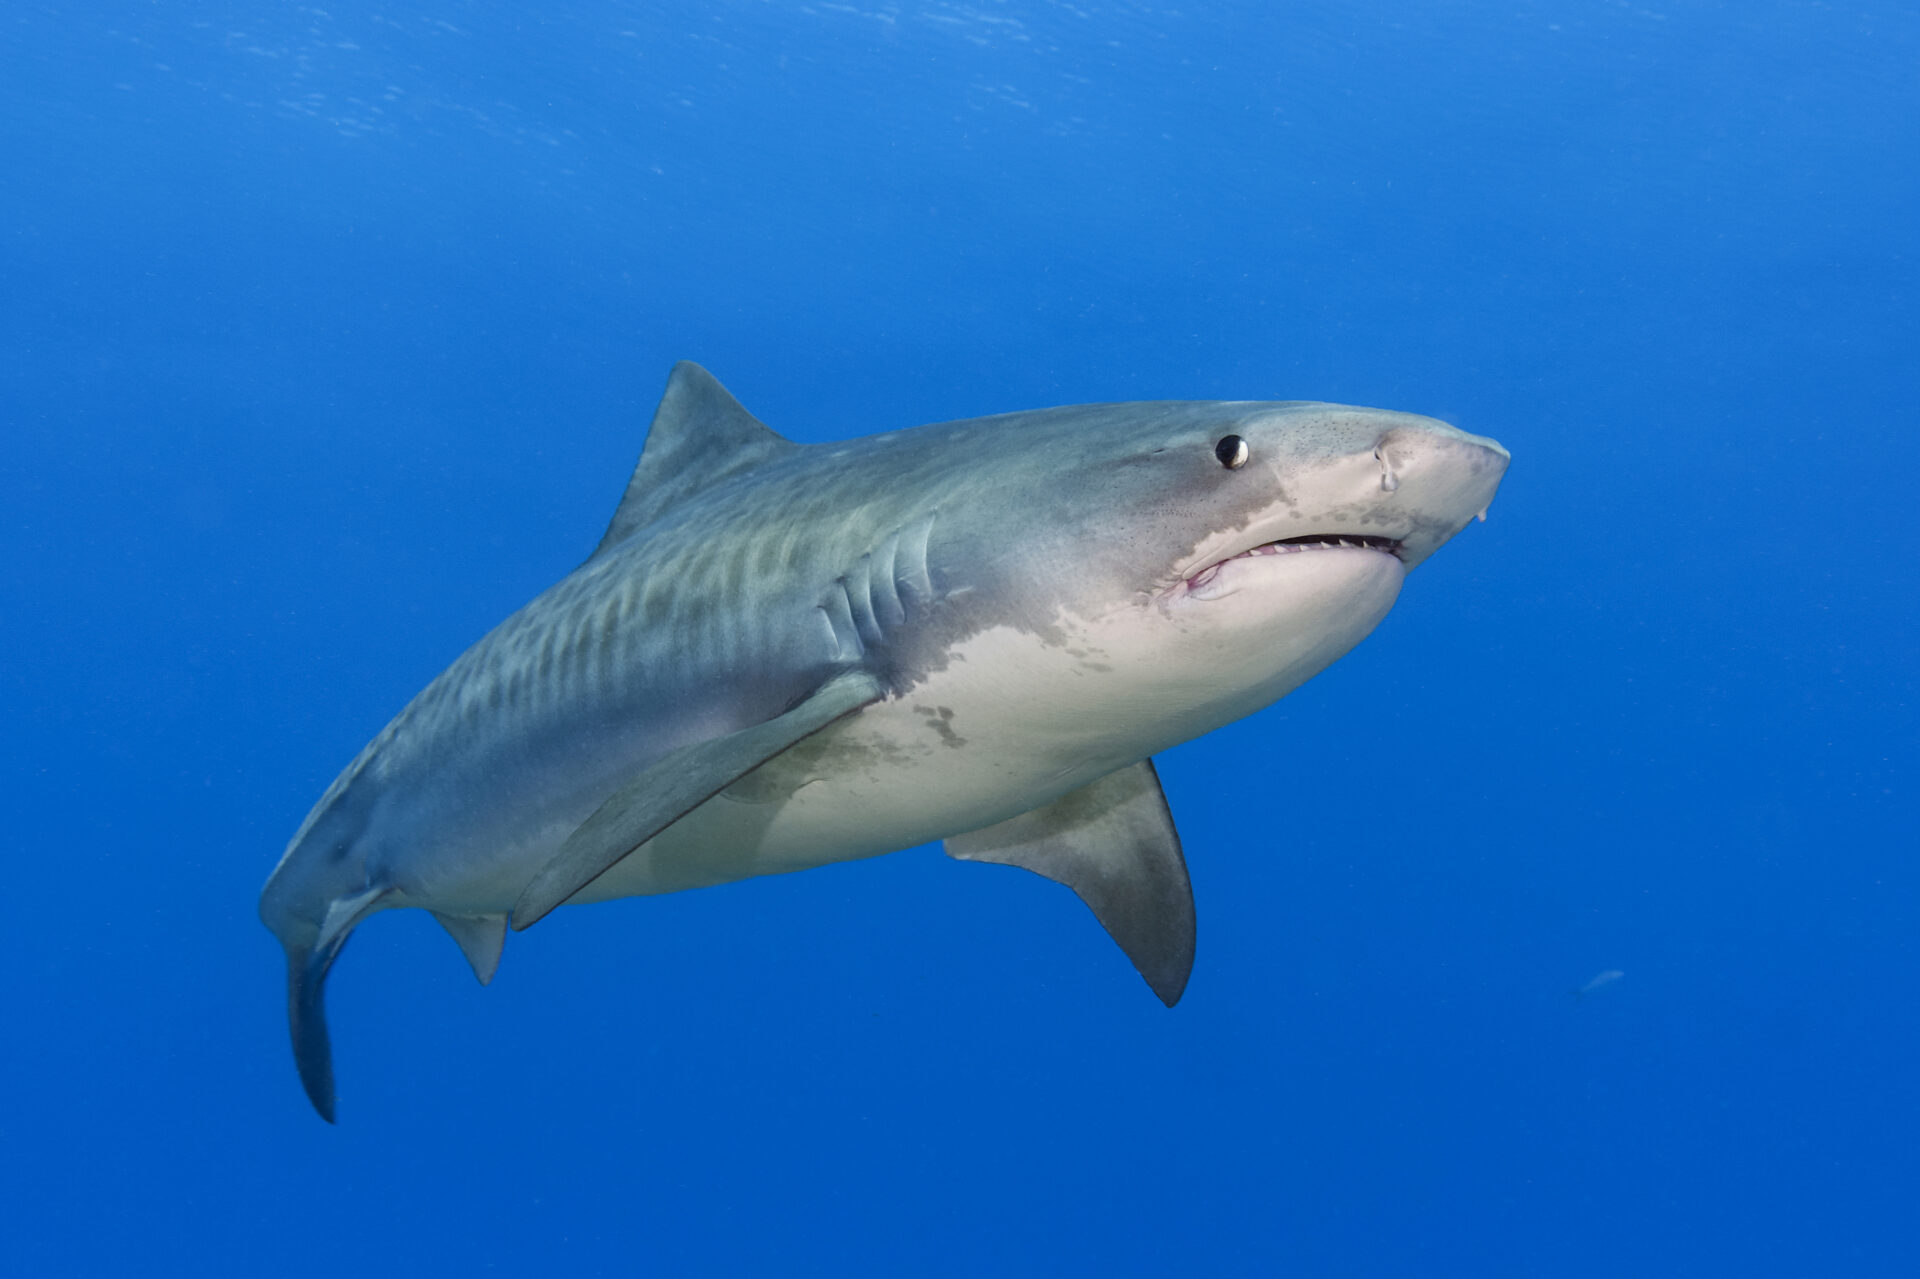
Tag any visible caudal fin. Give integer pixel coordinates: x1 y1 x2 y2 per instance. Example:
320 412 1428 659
284 886 388 1123
287 944 340 1122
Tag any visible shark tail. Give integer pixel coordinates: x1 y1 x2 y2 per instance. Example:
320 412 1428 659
283 886 389 1124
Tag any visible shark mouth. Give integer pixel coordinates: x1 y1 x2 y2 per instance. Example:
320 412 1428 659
1184 534 1404 592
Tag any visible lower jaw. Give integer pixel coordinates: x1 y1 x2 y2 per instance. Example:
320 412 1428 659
1129 577 1408 751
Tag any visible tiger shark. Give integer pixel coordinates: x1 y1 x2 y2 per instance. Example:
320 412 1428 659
260 361 1509 1120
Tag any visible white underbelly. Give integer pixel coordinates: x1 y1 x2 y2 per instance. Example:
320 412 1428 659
583 551 1401 901
578 648 1121 901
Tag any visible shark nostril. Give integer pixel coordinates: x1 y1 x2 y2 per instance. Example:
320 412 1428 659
1374 445 1400 493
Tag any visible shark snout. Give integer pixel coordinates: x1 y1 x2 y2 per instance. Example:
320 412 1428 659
1371 420 1509 568
1376 421 1508 480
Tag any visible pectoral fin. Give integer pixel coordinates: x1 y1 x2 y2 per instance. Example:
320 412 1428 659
512 670 886 929
945 759 1195 1006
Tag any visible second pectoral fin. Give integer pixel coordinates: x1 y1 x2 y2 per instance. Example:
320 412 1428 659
512 670 886 929
944 758 1195 1007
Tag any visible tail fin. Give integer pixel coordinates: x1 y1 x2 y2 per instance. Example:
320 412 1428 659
284 886 388 1123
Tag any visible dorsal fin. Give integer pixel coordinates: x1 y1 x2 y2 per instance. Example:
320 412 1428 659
591 362 800 560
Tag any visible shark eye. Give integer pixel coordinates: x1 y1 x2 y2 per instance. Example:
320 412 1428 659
1214 435 1249 469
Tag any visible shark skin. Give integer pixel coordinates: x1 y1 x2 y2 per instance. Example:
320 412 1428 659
260 361 1509 1120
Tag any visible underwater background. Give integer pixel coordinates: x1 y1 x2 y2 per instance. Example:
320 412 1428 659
3 2 1914 1273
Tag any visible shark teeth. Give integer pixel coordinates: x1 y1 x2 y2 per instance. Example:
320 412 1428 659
1184 534 1404 589
1268 534 1403 554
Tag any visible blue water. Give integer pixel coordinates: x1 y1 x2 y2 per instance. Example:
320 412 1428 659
4 2 1914 1273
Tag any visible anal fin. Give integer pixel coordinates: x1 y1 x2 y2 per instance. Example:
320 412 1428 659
945 759 1195 1007
432 911 508 985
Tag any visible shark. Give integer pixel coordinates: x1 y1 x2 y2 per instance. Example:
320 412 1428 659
260 361 1509 1120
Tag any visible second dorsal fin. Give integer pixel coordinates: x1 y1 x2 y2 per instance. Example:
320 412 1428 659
591 362 801 560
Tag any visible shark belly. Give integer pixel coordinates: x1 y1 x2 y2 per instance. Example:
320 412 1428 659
582 549 1405 901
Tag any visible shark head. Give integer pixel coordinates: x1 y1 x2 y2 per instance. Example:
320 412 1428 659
906 399 1510 765
1152 402 1512 580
